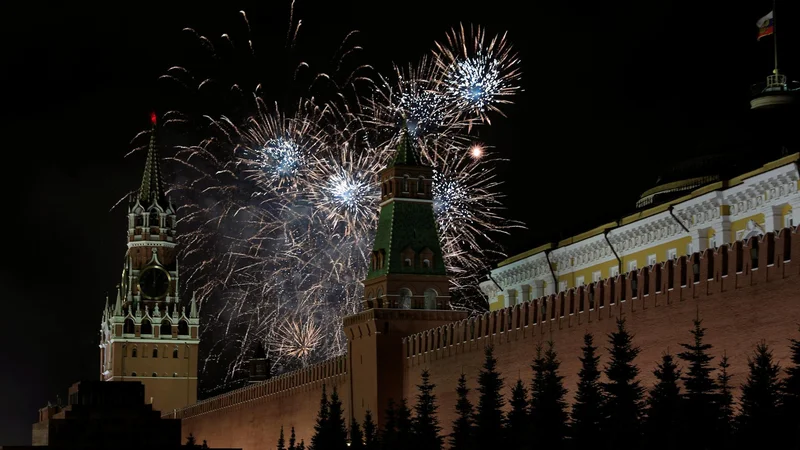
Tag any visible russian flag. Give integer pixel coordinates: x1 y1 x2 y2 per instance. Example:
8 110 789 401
757 11 774 40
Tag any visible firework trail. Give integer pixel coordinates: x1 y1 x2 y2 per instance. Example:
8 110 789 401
142 8 523 391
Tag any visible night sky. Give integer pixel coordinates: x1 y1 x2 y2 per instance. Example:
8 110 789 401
1 1 797 444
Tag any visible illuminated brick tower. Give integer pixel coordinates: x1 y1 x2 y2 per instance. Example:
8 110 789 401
99 113 200 414
345 127 467 426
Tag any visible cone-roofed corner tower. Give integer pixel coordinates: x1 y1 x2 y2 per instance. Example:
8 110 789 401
345 126 467 429
362 125 451 310
98 112 200 414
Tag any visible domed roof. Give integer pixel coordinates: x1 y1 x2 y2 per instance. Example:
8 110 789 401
635 153 772 209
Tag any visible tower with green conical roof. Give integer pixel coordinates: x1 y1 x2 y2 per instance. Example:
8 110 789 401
362 126 451 310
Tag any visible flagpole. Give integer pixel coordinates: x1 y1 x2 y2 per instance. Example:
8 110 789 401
773 0 779 75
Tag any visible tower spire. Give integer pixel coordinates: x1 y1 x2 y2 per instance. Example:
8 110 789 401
138 112 167 207
389 122 423 167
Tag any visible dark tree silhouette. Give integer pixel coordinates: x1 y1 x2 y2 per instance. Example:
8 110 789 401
474 346 505 450
297 440 306 450
716 352 734 446
350 418 365 450
412 369 443 450
781 329 800 447
602 317 644 450
277 426 286 450
737 342 782 447
530 341 568 448
381 399 398 450
645 353 682 450
677 318 718 449
185 433 197 448
311 385 330 450
449 373 475 450
288 426 297 450
506 378 529 449
571 333 605 447
363 410 379 450
396 399 413 450
327 387 349 450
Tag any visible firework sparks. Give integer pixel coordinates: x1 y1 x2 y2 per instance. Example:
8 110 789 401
433 24 522 121
143 8 523 390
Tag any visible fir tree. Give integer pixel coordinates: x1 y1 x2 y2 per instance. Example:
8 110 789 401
288 427 297 450
737 342 782 447
781 329 800 447
601 317 644 450
571 333 605 447
363 410 379 450
645 353 682 450
311 385 330 450
677 318 718 449
449 373 475 450
474 345 505 450
277 426 286 450
328 387 349 450
395 399 414 449
185 433 197 448
412 369 443 450
530 341 568 449
381 399 398 450
716 352 734 447
297 440 306 450
202 440 208 449
506 378 529 449
350 418 365 450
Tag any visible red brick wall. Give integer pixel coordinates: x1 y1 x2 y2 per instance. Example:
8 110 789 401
403 229 800 436
168 356 348 450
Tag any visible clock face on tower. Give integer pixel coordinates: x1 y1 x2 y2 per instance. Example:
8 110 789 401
138 265 171 299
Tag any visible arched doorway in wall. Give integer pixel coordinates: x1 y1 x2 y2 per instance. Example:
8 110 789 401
424 289 437 310
399 288 412 309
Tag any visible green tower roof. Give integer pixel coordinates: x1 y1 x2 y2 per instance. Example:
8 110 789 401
389 124 423 167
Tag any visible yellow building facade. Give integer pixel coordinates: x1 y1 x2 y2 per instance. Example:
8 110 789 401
481 154 800 310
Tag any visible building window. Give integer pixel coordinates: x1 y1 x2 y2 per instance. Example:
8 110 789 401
558 281 568 292
424 289 437 310
160 320 171 337
402 175 409 193
152 372 158 377
404 258 412 267
709 235 717 249
173 373 178 377
417 176 425 195
150 210 159 227
123 318 135 334
628 260 637 272
141 320 152 335
785 215 794 228
610 266 619 278
667 248 677 261
132 346 138 358
131 372 137 377
575 276 585 287
173 347 179 358
647 254 657 266
422 259 431 268
592 271 602 282
178 320 189 336
152 347 158 358
399 288 412 309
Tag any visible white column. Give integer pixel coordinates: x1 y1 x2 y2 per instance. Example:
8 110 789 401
691 227 710 253
790 196 800 227
711 216 732 246
762 205 783 232
521 285 531 303
532 280 544 299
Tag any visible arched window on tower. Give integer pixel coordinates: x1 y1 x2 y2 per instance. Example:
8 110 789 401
135 214 143 227
178 320 189 336
152 347 158 358
132 346 138 358
123 318 135 334
149 210 160 227
160 320 171 337
140 320 152 335
173 347 179 358
402 175 409 193
417 176 425 195
424 289 437 310
152 372 158 378
399 288 412 309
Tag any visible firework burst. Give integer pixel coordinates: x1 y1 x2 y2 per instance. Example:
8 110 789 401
433 24 523 121
140 7 523 391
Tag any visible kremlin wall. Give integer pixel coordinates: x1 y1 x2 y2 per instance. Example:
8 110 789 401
164 153 800 450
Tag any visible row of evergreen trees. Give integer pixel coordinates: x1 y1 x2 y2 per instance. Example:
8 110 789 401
282 317 800 449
